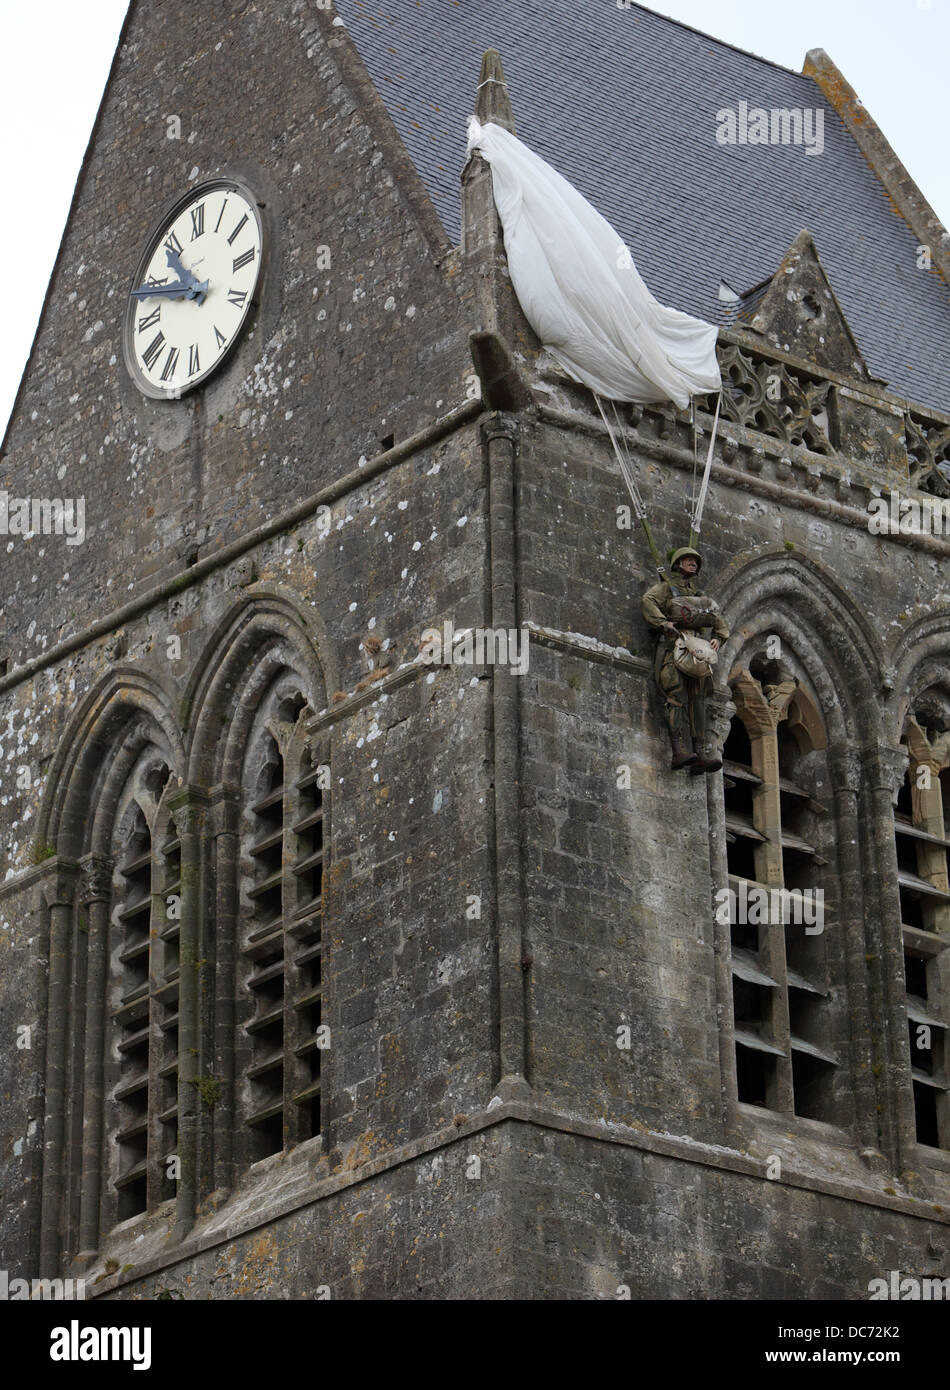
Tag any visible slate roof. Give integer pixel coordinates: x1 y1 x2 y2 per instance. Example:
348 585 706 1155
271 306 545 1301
333 0 950 415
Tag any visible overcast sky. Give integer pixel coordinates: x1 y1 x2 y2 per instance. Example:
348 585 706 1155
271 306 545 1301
1 0 947 441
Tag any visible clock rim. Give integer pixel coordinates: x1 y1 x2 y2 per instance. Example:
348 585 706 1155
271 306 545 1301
122 176 265 401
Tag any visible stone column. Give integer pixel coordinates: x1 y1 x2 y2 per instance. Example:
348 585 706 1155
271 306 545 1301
705 695 740 1139
864 741 913 1171
168 788 207 1242
483 412 528 1100
827 747 879 1155
76 853 113 1263
209 784 239 1198
39 860 81 1278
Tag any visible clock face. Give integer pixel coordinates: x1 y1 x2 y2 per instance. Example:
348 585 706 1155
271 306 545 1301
123 179 263 399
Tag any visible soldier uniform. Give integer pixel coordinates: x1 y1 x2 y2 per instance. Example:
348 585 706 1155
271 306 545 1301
641 547 729 772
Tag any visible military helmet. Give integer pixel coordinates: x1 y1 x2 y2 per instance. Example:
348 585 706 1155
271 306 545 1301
670 546 703 573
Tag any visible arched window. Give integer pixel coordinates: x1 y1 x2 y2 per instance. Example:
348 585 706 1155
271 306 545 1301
722 659 839 1122
106 749 179 1224
37 699 186 1267
236 674 327 1165
38 607 331 1270
896 714 950 1149
112 799 153 1218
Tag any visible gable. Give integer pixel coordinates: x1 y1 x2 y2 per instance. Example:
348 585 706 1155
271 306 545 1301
737 229 874 383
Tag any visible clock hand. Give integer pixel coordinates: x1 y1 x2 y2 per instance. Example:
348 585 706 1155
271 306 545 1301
165 246 189 280
164 246 210 303
131 278 209 303
130 279 199 301
130 258 210 304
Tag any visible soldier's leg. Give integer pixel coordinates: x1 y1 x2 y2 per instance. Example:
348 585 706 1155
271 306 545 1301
657 651 697 770
687 678 705 743
689 675 722 775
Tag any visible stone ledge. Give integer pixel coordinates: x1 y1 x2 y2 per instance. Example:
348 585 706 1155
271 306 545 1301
86 1095 950 1297
0 855 69 904
306 657 425 733
523 621 650 676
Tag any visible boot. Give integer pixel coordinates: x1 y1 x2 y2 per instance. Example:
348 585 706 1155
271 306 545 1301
670 732 697 770
690 738 723 775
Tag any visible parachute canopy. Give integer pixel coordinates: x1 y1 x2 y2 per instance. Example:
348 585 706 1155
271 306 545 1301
466 118 721 409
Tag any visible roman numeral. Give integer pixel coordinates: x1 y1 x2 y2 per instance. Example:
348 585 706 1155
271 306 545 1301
146 274 168 286
213 325 227 348
227 213 249 246
188 344 201 375
141 332 166 371
232 248 255 273
214 198 229 233
190 204 205 239
227 288 247 308
137 306 161 333
160 346 180 382
163 230 183 256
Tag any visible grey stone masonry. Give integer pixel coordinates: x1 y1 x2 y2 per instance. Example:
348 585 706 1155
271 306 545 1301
0 3 948 1299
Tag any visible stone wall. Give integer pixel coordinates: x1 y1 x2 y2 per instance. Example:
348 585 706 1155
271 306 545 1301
0 0 472 671
1 0 949 1301
90 1114 948 1300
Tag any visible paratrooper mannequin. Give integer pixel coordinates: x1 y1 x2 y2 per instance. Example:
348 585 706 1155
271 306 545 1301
641 547 729 772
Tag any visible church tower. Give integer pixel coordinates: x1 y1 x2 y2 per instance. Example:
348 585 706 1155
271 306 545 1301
1 0 948 1300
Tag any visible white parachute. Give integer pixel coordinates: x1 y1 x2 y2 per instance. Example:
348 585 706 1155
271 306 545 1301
466 117 721 410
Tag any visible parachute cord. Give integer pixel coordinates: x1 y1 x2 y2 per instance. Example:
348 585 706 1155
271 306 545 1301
594 392 667 581
610 398 643 506
689 390 722 543
690 398 699 517
594 393 645 516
